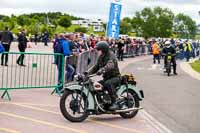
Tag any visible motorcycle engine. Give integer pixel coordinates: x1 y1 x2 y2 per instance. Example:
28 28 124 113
97 91 112 105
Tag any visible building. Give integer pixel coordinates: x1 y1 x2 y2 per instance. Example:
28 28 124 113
72 19 105 32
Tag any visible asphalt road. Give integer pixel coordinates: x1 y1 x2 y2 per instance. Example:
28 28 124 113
1 42 199 133
123 58 200 133
0 43 166 133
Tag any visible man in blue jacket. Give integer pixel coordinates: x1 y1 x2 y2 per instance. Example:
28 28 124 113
55 34 74 92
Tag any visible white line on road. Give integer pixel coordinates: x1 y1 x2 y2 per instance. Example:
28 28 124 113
141 110 174 133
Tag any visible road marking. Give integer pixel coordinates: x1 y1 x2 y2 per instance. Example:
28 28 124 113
141 110 173 133
0 102 57 107
0 128 21 133
4 103 147 133
0 112 87 133
89 119 146 133
137 67 145 70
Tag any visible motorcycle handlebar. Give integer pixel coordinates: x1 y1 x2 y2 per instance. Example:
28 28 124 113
88 74 97 78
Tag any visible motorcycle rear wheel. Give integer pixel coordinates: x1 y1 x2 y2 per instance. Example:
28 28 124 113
119 90 140 119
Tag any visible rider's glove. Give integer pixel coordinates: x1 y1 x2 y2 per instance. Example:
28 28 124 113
97 69 103 75
84 71 89 75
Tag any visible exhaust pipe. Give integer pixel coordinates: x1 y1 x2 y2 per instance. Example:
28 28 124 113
115 107 143 113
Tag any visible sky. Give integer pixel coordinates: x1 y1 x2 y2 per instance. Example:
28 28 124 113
0 0 200 24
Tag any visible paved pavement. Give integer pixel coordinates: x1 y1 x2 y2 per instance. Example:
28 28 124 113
180 59 200 80
0 54 161 133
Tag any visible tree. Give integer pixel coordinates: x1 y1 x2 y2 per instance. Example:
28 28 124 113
174 13 197 39
153 7 174 37
17 16 30 26
120 18 132 34
132 7 174 38
58 16 72 28
75 27 87 33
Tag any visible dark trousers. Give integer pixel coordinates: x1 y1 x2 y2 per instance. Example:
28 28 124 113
17 46 26 65
44 39 48 46
56 56 64 91
185 51 191 62
118 49 124 61
153 54 160 64
1 44 10 65
99 77 121 103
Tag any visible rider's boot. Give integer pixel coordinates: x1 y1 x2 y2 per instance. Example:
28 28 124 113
173 64 178 75
109 94 120 111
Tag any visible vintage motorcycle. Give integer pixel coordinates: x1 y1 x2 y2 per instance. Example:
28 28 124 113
60 73 144 122
164 52 175 76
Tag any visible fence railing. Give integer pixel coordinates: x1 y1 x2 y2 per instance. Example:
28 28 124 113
0 47 148 100
0 52 65 100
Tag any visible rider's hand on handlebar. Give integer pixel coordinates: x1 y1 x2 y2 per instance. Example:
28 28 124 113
83 71 89 75
96 70 103 75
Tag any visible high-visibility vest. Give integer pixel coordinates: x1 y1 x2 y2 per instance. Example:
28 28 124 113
152 43 160 55
184 43 192 52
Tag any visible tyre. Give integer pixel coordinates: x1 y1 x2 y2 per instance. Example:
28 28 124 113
60 90 88 122
167 70 170 76
119 90 140 119
166 62 171 76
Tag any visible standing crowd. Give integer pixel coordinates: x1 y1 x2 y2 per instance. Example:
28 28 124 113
0 26 200 83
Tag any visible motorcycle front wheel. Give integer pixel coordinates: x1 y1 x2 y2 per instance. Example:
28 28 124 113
166 62 171 76
60 90 88 122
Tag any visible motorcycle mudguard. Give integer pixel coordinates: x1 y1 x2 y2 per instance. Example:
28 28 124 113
117 84 144 100
64 83 95 110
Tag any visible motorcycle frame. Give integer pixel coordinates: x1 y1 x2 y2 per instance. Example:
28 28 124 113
64 81 144 111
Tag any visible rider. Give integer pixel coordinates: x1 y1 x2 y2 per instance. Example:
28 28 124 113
88 41 121 110
162 41 178 75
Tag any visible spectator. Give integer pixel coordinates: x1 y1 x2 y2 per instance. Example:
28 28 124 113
184 40 192 62
152 40 160 64
0 26 14 66
43 30 49 46
117 38 125 61
34 32 38 45
55 34 74 91
53 34 59 64
0 42 5 53
17 29 27 66
77 38 89 53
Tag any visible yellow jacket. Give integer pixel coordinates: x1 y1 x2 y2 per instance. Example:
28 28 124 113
184 43 192 52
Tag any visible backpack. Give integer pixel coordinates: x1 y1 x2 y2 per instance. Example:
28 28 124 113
0 43 5 53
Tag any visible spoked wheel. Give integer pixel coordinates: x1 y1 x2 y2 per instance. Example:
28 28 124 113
60 90 88 122
119 90 140 119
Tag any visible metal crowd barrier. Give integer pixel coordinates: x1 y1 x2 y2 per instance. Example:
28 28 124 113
1 48 150 100
0 52 65 100
65 51 98 77
122 44 150 57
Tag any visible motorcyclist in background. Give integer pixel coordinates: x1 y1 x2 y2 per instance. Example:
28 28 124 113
88 41 121 110
162 41 178 75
